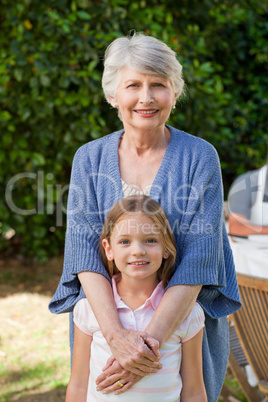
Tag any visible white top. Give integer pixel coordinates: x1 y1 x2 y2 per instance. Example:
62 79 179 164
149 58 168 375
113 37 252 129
74 275 205 401
121 179 151 196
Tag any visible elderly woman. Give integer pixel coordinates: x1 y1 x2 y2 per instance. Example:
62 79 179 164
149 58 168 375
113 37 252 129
49 32 241 401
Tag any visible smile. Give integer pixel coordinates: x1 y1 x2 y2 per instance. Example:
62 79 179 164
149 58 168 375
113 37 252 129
129 261 149 265
134 110 158 115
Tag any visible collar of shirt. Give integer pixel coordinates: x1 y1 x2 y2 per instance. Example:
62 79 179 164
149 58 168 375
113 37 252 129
112 274 164 311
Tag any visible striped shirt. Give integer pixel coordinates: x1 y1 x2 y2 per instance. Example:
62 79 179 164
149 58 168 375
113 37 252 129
73 275 205 401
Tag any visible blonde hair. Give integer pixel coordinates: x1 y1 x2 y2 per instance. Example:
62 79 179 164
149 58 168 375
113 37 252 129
102 32 185 104
100 195 176 288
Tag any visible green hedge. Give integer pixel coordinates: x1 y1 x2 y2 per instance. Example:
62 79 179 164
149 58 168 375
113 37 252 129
169 0 268 186
1 0 267 260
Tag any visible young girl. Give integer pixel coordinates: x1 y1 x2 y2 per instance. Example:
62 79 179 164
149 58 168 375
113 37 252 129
66 195 207 402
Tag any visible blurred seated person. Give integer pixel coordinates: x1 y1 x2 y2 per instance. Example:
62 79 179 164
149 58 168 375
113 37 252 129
228 163 268 237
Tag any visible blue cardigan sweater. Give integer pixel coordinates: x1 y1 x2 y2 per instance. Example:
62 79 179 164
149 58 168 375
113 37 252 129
49 126 241 401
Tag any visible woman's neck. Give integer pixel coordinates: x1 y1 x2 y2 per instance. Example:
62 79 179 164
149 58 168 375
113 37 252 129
118 126 171 191
116 275 159 311
120 125 170 155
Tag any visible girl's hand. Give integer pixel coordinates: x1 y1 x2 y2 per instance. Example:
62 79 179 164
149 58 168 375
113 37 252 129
107 328 162 375
96 357 143 395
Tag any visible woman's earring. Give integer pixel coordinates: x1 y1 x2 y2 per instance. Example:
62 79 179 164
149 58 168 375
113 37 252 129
109 97 118 108
172 105 176 109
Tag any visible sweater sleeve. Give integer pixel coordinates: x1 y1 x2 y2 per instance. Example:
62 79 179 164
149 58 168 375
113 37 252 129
49 145 111 314
165 139 241 318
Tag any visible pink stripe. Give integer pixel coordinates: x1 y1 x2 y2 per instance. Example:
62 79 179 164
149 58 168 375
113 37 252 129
182 323 204 343
128 383 179 393
154 367 178 374
87 390 104 401
174 313 204 334
161 348 181 359
95 344 111 353
187 315 204 326
73 320 93 336
91 357 106 367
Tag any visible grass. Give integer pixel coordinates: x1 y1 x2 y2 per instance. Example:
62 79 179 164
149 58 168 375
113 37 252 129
0 257 70 401
219 376 248 401
0 362 68 401
0 292 69 401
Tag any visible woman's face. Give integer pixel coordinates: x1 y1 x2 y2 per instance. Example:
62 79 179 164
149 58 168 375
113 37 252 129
111 66 177 133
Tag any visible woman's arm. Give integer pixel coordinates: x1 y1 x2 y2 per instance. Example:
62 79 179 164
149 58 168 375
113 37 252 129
146 284 202 345
66 324 92 402
95 283 201 394
180 329 207 402
78 272 162 375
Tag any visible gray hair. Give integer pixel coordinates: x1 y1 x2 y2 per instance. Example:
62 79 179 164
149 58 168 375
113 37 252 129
102 32 185 104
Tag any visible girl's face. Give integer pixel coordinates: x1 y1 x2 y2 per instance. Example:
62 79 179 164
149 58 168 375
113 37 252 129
110 66 177 133
102 213 169 283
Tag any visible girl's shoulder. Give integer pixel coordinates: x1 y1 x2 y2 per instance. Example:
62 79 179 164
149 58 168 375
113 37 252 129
175 302 205 342
73 298 100 335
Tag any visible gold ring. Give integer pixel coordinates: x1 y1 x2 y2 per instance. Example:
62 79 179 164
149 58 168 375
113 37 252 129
118 380 124 388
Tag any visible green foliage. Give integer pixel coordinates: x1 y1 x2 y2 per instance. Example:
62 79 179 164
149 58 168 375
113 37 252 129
1 0 267 259
0 0 176 259
166 0 268 188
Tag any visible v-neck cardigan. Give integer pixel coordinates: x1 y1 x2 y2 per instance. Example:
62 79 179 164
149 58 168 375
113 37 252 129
49 125 240 317
49 126 241 401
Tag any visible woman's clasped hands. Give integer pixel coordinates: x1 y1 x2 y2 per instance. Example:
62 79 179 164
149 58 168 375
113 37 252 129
96 328 162 395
